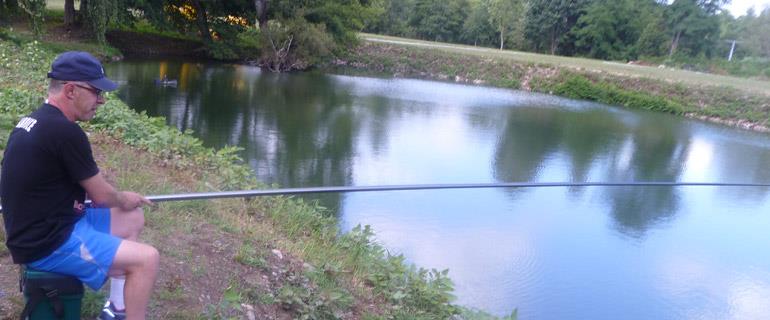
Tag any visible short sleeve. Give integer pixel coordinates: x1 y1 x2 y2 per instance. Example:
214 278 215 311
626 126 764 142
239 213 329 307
57 124 99 182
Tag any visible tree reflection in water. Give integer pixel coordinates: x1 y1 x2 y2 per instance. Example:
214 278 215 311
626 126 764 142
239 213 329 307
492 106 692 237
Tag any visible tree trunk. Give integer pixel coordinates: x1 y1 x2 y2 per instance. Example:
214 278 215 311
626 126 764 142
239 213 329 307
254 0 268 28
549 31 557 55
500 24 505 50
499 25 504 50
190 0 212 43
77 0 86 25
668 30 681 57
63 0 74 26
0 1 6 25
4 0 20 15
0 1 6 24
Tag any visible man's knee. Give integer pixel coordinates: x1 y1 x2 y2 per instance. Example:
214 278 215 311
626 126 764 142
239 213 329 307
111 207 146 239
146 245 159 266
139 245 160 274
133 243 159 268
110 241 160 276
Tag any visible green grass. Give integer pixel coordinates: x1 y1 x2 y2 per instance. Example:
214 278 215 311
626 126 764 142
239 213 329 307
360 33 770 96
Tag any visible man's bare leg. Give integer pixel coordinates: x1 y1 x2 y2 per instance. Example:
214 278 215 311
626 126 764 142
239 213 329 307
109 240 159 319
108 207 159 319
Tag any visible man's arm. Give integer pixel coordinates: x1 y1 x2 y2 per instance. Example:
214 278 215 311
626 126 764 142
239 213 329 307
80 173 151 211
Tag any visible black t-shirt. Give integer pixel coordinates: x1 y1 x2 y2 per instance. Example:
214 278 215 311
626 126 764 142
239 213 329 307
1 104 99 263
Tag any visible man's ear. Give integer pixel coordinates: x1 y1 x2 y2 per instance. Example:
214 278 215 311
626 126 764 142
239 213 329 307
64 83 76 99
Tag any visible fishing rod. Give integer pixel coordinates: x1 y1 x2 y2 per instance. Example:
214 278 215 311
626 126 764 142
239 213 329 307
2 181 770 213
143 181 770 203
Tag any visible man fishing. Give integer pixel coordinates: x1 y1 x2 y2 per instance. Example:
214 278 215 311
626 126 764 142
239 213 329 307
1 51 158 320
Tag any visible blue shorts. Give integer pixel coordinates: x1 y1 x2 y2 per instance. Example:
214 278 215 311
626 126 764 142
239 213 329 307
27 207 121 290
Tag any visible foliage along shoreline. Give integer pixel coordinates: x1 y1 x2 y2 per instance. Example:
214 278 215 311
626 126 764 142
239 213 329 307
332 40 770 133
0 38 512 319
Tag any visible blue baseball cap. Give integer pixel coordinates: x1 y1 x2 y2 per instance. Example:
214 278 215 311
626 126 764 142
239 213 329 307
47 51 118 92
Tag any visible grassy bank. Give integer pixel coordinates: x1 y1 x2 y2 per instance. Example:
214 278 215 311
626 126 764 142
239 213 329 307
335 35 770 132
0 37 500 319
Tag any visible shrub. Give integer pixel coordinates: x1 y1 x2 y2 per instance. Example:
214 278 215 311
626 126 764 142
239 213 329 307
550 73 687 115
259 17 334 72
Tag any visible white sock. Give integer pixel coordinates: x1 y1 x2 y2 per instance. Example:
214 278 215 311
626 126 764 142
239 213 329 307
109 277 126 311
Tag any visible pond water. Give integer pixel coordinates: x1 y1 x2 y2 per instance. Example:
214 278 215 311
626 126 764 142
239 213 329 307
108 60 770 319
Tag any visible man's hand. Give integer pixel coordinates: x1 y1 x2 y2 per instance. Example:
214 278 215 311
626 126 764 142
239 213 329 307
117 191 152 211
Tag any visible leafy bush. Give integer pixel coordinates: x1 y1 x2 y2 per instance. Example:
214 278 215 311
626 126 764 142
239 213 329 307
259 17 335 72
549 73 688 114
117 19 196 41
205 40 239 61
233 26 262 60
0 27 23 46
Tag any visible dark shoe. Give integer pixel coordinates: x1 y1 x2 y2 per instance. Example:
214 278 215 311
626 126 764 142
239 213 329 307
97 300 126 320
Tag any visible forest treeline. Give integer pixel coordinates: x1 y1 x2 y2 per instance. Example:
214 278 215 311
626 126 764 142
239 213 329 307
1 0 769 74
368 0 770 62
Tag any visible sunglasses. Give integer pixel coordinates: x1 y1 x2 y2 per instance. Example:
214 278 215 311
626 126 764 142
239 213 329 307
66 82 104 98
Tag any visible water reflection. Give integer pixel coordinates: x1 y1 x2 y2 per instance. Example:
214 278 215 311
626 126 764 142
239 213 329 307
108 59 770 318
603 116 690 237
490 105 693 237
111 62 367 211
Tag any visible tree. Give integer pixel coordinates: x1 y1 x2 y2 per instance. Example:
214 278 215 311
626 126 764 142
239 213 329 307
365 0 415 37
0 0 20 25
255 0 378 70
268 0 377 45
259 17 335 71
572 0 656 60
461 0 496 46
667 0 729 56
189 0 213 43
741 8 770 57
79 0 86 21
255 0 268 28
63 0 75 26
305 0 378 45
525 0 593 55
19 0 45 38
665 0 725 57
635 7 669 57
486 0 524 50
409 0 468 42
84 0 109 44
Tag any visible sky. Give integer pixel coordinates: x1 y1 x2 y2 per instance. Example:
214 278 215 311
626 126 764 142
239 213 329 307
724 0 770 17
